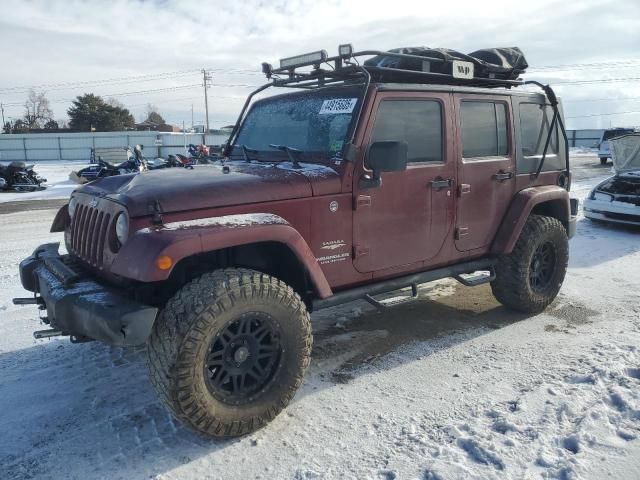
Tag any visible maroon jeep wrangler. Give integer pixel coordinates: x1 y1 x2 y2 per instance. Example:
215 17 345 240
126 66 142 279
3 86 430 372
16 45 577 438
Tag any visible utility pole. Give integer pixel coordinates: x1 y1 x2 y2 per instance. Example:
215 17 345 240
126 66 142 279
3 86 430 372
0 103 5 132
202 69 212 132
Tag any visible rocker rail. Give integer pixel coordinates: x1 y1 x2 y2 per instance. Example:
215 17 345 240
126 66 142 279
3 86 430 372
311 258 495 311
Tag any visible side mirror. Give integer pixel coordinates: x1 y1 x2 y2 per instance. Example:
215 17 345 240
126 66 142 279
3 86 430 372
361 141 408 188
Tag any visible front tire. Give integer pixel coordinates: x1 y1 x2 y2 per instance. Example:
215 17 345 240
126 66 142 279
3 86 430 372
491 215 568 313
147 268 312 437
600 157 608 165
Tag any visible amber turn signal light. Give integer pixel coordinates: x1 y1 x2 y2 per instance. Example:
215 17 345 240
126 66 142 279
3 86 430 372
156 255 173 270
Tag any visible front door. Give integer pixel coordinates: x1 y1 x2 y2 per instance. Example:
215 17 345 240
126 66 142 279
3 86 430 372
353 92 455 273
454 95 516 252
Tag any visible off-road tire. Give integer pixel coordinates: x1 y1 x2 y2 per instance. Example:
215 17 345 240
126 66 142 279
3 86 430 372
147 268 312 438
491 215 568 313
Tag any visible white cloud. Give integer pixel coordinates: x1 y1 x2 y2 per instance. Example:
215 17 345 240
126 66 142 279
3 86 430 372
1 0 639 129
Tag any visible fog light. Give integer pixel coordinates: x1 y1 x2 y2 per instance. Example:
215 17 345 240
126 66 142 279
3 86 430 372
156 255 173 270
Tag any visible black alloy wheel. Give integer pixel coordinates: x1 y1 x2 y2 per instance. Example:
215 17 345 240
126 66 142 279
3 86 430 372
529 241 556 292
204 312 283 405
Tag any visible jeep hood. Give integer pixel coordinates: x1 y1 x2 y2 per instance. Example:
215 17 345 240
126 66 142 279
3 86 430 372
610 133 640 173
77 162 340 217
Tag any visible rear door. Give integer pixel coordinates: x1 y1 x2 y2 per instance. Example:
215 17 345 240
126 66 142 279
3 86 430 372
454 95 516 251
352 91 455 273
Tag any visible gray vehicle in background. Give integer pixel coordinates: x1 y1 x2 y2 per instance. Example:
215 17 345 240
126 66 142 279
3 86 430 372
598 128 635 165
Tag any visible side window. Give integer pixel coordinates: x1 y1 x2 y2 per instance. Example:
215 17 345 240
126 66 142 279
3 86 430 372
518 103 563 173
460 101 509 158
519 103 558 156
370 100 443 164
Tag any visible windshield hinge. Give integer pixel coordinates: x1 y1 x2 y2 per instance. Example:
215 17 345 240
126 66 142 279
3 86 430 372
148 200 164 225
344 143 360 162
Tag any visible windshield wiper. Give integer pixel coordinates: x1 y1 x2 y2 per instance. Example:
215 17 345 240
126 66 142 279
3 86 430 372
240 144 259 162
269 144 302 169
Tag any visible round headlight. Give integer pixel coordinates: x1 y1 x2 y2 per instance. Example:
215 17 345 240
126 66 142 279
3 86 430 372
115 212 129 245
68 197 78 217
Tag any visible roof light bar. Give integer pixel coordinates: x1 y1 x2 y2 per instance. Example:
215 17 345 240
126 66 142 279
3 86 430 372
279 50 328 70
338 44 353 58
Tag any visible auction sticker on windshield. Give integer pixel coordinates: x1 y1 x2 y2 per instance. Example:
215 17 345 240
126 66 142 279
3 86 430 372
319 98 358 115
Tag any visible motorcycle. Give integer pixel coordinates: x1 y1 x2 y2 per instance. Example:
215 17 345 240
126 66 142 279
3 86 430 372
131 144 173 171
70 155 140 184
187 143 216 164
0 161 47 192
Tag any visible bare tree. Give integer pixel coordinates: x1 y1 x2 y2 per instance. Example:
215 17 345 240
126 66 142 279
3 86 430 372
106 97 125 109
144 103 165 125
24 89 53 129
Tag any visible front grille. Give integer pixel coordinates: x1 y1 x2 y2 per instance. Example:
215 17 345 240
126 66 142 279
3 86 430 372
69 203 112 268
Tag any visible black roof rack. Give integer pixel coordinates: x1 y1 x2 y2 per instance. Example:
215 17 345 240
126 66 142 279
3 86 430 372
224 45 567 181
262 46 525 90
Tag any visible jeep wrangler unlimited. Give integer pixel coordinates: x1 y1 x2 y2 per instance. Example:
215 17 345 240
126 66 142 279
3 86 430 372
15 45 578 438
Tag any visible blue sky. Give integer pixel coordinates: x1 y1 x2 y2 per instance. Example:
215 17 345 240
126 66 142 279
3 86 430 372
0 0 639 129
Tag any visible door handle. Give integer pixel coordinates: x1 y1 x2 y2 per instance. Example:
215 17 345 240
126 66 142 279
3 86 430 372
430 178 452 190
493 171 513 182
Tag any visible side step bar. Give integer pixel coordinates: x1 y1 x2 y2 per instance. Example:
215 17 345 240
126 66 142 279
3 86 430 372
34 329 65 339
312 258 495 311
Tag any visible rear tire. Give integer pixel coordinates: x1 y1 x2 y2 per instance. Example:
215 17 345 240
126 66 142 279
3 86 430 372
147 268 312 438
491 215 568 313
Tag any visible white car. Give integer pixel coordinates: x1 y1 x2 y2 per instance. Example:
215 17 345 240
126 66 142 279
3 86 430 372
585 133 640 226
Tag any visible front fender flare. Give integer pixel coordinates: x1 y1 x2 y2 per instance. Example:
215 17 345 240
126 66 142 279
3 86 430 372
491 186 570 255
111 213 332 298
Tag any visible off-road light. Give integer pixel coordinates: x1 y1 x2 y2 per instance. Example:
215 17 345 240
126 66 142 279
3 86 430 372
261 62 273 77
115 212 129 245
279 50 328 70
156 255 173 271
68 196 78 217
338 44 353 58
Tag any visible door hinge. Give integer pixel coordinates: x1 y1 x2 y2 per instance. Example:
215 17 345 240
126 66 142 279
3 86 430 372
353 245 370 258
353 195 372 210
458 184 471 197
455 227 469 240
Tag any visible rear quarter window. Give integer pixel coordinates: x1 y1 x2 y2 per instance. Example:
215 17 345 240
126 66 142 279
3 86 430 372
518 102 564 173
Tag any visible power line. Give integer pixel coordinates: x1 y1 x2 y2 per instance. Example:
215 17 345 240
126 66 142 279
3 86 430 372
566 110 640 119
0 82 259 107
553 77 640 85
0 67 262 94
529 59 640 71
564 97 640 103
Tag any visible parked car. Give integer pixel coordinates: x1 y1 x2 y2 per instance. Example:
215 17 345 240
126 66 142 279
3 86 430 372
585 133 640 226
15 44 577 438
598 127 635 165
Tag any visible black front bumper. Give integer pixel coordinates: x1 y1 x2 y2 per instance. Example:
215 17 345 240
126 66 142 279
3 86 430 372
17 243 158 346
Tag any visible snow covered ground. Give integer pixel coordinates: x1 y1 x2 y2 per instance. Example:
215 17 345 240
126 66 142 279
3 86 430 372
1 155 639 480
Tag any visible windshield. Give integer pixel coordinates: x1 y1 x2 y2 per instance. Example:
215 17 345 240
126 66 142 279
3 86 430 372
233 86 363 158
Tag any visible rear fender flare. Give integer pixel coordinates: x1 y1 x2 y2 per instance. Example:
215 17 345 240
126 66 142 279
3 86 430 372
111 213 332 298
491 186 570 255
